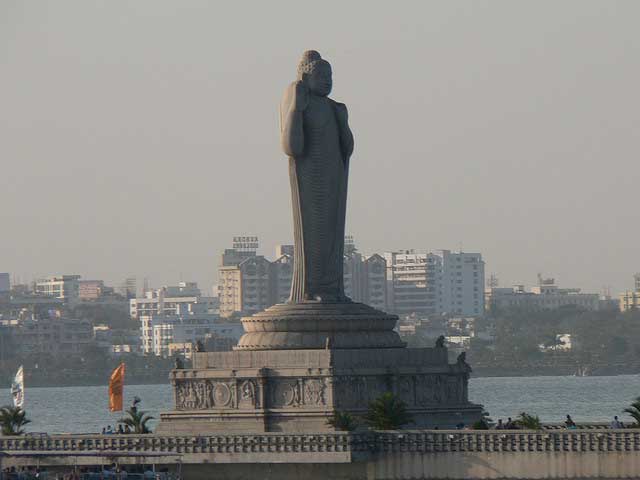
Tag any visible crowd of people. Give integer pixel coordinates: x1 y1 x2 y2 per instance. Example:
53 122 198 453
100 425 131 435
489 414 628 430
1 465 175 480
1 466 43 479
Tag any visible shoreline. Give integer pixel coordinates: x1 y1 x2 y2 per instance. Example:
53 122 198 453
16 370 640 389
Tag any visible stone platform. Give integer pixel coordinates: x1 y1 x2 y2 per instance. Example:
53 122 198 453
236 302 406 350
157 348 483 434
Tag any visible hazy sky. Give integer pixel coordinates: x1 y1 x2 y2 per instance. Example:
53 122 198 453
2 1 639 295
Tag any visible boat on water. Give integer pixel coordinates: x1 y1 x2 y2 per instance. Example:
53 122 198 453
574 365 591 377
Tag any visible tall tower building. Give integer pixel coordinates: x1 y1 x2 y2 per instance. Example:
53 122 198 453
438 250 485 317
383 251 442 317
0 273 9 293
218 237 296 317
384 250 484 317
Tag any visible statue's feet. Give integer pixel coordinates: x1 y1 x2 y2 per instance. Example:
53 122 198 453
300 293 352 303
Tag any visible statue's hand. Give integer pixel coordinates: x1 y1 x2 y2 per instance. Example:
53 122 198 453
334 102 349 125
293 80 309 112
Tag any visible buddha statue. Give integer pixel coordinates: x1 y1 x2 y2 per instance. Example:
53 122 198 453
280 50 354 303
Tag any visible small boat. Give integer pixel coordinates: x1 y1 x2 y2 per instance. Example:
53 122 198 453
574 365 591 377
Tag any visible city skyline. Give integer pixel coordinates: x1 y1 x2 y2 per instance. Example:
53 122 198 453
3 234 636 297
2 1 639 294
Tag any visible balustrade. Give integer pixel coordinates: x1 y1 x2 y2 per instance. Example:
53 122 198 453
0 430 638 456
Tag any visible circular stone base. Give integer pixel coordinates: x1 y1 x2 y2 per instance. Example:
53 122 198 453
235 302 406 350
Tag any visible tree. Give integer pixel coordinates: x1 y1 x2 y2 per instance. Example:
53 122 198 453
472 410 493 430
364 392 413 430
624 397 640 426
516 412 542 430
326 411 357 431
119 399 154 434
0 406 31 436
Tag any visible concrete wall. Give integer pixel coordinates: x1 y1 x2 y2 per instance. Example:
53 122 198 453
3 431 640 479
369 451 640 479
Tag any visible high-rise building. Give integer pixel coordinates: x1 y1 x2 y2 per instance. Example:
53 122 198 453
218 238 294 317
343 252 388 310
619 291 640 312
219 256 272 317
116 277 137 299
221 236 259 266
0 273 9 293
438 250 485 317
218 237 387 316
130 282 216 319
383 251 442 317
275 244 294 258
383 250 485 317
272 252 294 303
78 280 106 300
34 275 81 301
218 255 294 317
619 273 640 312
362 254 388 311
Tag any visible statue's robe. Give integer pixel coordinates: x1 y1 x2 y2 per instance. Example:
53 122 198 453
280 90 352 302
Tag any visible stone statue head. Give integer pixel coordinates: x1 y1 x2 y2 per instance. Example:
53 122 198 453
297 50 332 97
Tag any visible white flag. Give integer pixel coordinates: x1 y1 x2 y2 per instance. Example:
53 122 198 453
11 366 24 409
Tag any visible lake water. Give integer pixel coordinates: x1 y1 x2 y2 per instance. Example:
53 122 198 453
10 375 640 433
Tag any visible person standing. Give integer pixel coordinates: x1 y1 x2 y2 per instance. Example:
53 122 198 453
565 415 576 428
610 416 623 429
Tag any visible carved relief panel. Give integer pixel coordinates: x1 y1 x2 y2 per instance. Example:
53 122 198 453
238 380 258 409
268 378 327 408
175 379 236 410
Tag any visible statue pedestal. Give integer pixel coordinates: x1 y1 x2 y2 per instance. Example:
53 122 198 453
157 348 483 434
236 302 406 350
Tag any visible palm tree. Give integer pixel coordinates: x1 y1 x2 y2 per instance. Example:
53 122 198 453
363 392 413 430
326 411 357 431
0 406 31 436
119 400 154 434
624 397 640 426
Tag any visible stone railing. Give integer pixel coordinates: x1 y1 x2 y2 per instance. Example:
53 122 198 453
372 430 640 453
1 430 639 456
0 433 356 455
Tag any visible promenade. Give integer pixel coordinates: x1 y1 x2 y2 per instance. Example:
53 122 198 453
2 429 640 479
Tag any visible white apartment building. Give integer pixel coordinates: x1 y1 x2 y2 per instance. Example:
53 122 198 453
619 274 640 312
383 251 441 316
620 291 640 312
34 275 81 301
129 282 216 319
140 311 243 357
438 250 485 317
383 250 485 317
486 276 600 311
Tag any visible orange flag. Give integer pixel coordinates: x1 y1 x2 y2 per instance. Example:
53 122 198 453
109 363 125 412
